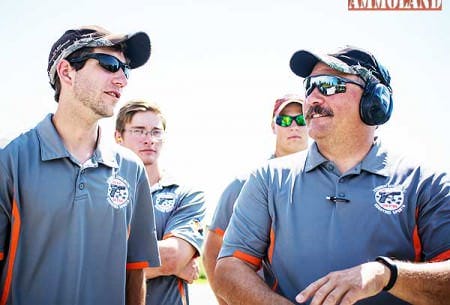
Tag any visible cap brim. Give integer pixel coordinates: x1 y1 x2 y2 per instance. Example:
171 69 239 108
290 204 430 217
289 50 321 78
84 31 151 69
290 50 358 78
121 32 151 69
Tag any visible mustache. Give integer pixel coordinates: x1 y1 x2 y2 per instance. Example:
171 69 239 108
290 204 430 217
305 105 334 120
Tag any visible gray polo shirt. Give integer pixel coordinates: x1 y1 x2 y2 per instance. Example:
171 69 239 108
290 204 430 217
209 155 275 236
208 174 247 236
146 175 205 305
0 114 160 305
220 140 450 305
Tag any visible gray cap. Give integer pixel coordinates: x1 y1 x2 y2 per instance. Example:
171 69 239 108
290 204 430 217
47 25 151 87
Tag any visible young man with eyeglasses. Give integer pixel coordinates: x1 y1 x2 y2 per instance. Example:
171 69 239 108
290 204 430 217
115 100 206 305
214 46 450 305
0 26 160 305
203 94 308 305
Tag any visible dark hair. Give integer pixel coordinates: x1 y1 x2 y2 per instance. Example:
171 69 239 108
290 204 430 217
52 44 126 102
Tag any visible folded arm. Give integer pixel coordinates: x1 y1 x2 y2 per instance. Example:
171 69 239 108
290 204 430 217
144 237 198 282
215 256 294 305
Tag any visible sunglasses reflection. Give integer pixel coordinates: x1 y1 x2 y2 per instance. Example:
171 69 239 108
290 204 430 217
275 114 306 127
304 74 364 97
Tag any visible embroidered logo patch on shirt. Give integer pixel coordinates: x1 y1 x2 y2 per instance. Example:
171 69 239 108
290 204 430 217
373 184 405 215
107 175 130 209
154 193 176 213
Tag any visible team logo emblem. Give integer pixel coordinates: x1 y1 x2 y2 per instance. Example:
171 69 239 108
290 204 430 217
154 193 176 213
373 184 405 215
107 175 130 209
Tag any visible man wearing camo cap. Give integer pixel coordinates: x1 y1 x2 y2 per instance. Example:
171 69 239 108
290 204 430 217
215 46 450 305
0 25 160 305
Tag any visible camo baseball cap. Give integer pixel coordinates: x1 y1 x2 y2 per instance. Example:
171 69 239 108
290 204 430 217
289 46 391 86
47 25 151 87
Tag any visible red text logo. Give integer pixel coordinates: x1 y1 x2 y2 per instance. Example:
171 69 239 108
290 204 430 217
348 0 442 10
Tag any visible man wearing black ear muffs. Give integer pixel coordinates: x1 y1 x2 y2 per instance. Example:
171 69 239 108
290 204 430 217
214 46 450 305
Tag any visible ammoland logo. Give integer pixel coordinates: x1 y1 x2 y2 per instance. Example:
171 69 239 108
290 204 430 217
348 0 442 10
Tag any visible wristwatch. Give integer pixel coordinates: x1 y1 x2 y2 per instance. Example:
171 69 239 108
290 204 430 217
375 256 398 291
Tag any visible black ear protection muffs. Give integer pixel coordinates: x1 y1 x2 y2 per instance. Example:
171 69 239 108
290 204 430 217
353 65 393 126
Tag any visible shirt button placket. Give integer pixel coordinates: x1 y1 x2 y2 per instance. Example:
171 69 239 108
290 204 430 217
335 176 347 204
75 168 87 198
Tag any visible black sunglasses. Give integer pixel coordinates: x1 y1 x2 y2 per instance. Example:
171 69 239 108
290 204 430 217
68 53 130 78
303 74 364 97
275 114 306 127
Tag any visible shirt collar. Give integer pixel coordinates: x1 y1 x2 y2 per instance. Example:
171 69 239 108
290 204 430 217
359 138 390 177
304 143 328 172
304 138 390 177
150 172 178 193
36 114 70 161
36 114 117 168
94 128 118 168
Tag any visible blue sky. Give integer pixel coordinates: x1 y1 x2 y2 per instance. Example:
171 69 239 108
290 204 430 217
1 0 449 210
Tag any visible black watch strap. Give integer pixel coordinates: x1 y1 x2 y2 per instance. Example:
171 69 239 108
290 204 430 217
375 256 398 291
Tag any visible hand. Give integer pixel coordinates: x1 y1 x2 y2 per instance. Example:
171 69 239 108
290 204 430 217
295 262 390 305
176 257 200 284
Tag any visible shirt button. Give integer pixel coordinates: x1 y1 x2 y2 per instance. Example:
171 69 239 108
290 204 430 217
79 183 85 190
327 164 334 171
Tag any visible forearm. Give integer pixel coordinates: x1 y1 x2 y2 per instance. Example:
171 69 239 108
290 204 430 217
390 260 450 305
204 250 229 305
144 266 166 279
204 261 229 305
215 257 294 305
126 269 146 305
202 231 221 287
202 232 228 305
145 238 196 279
202 250 218 284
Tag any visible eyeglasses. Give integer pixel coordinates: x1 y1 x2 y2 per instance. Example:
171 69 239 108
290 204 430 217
275 114 306 127
68 53 130 78
303 74 364 97
124 128 165 141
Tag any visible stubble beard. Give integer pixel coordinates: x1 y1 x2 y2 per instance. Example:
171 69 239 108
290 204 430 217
73 77 115 119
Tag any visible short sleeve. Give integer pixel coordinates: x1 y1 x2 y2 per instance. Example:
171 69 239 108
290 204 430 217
219 169 271 268
209 177 246 235
417 171 450 261
162 187 206 255
0 160 12 262
127 170 161 268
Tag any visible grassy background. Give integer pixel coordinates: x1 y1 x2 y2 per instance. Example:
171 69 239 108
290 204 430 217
196 259 208 283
